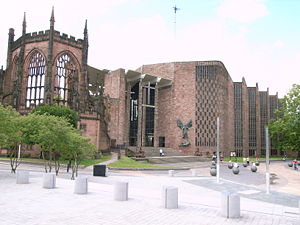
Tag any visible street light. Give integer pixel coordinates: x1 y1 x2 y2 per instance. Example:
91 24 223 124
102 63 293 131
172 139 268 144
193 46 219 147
266 127 270 194
216 117 220 183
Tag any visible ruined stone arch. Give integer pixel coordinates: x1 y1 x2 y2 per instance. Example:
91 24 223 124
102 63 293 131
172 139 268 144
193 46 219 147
52 51 81 107
23 49 47 108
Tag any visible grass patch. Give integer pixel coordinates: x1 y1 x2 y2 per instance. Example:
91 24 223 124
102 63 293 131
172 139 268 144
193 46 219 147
0 157 44 162
108 156 180 169
0 155 112 167
79 155 112 166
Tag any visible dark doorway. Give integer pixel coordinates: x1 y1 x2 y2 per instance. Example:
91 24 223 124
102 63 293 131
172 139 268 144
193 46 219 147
129 83 139 146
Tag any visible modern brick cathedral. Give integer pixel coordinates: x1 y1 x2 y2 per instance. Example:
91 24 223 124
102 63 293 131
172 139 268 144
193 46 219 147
0 9 280 157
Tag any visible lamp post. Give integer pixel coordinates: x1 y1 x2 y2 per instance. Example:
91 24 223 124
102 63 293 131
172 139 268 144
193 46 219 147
216 117 220 183
266 127 270 194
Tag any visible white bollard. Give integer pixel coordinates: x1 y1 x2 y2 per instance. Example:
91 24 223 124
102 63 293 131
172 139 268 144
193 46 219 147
114 181 128 201
191 169 197 176
221 192 230 217
43 173 56 189
221 192 240 218
162 186 178 209
298 200 300 217
228 193 240 218
74 176 88 194
168 170 174 177
16 170 29 184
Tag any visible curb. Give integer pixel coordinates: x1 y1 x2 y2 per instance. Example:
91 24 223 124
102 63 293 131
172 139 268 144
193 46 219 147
107 167 190 171
0 159 85 168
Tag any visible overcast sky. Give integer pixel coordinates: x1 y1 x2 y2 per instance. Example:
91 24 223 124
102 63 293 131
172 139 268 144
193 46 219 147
1 0 299 97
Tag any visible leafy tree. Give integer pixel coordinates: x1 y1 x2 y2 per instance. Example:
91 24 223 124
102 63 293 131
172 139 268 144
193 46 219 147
0 105 22 173
61 131 96 179
20 114 73 173
269 84 300 157
20 113 96 176
31 104 78 128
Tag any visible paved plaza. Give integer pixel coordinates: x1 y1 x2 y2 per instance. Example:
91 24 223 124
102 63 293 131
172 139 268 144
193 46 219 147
0 161 299 225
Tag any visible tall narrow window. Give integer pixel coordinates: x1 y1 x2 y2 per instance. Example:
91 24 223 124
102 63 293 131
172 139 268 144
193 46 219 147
54 54 76 105
26 52 46 107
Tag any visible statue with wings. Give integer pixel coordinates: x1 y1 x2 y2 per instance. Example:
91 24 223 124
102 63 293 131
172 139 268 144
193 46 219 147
177 119 192 147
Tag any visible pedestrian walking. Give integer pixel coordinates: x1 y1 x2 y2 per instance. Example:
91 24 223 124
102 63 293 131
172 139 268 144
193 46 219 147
293 159 298 170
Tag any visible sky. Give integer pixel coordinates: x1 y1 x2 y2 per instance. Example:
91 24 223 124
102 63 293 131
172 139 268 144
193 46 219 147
0 0 300 97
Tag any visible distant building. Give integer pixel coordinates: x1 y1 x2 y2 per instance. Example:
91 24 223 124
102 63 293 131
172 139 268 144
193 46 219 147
0 9 281 157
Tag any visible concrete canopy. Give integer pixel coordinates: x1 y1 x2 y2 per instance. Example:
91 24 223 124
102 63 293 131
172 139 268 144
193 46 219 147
126 70 172 88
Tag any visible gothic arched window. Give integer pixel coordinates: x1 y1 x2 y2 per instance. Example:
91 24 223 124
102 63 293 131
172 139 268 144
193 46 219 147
26 52 46 107
54 54 76 105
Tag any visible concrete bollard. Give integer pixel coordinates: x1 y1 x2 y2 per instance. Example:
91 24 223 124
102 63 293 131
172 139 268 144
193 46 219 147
191 169 197 176
162 186 178 209
16 170 29 184
232 167 239 174
221 192 240 218
43 173 56 189
210 168 217 176
74 176 88 194
168 170 174 177
299 200 300 217
114 181 128 201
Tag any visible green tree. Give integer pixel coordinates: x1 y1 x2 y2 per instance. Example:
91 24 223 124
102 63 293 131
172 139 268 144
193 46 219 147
0 104 22 173
20 113 97 176
269 84 300 157
61 131 96 179
20 114 74 173
31 104 78 128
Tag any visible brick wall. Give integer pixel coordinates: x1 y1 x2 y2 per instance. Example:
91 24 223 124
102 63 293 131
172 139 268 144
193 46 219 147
104 69 127 146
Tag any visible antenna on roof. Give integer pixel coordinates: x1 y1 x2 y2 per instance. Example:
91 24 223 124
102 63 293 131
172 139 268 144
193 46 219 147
173 2 180 39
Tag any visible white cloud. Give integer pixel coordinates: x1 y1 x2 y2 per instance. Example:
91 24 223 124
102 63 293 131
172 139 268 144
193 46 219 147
217 0 269 23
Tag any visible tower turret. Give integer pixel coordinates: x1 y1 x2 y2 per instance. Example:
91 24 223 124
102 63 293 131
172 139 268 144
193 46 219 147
82 19 89 66
45 6 55 104
22 12 26 36
6 28 15 69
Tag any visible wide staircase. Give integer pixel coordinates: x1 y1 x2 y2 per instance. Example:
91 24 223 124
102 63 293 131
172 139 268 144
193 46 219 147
128 147 210 164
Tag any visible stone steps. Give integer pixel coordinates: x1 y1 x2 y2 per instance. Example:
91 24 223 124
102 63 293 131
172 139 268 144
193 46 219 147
127 147 186 157
147 156 209 164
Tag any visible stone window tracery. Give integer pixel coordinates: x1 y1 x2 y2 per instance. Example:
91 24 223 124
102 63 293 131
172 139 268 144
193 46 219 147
54 54 76 105
26 52 46 107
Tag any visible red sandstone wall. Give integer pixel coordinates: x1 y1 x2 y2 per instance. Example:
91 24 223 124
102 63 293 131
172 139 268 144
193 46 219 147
242 78 249 156
142 62 197 155
156 86 172 147
104 69 127 146
226 76 234 155
79 113 101 149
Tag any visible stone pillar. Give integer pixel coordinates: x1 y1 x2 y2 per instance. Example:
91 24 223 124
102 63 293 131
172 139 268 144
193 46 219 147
162 186 178 209
153 83 159 148
168 170 174 177
114 181 128 201
142 86 146 147
74 176 88 194
136 79 143 150
126 83 131 147
221 192 240 218
16 170 29 184
43 173 56 189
